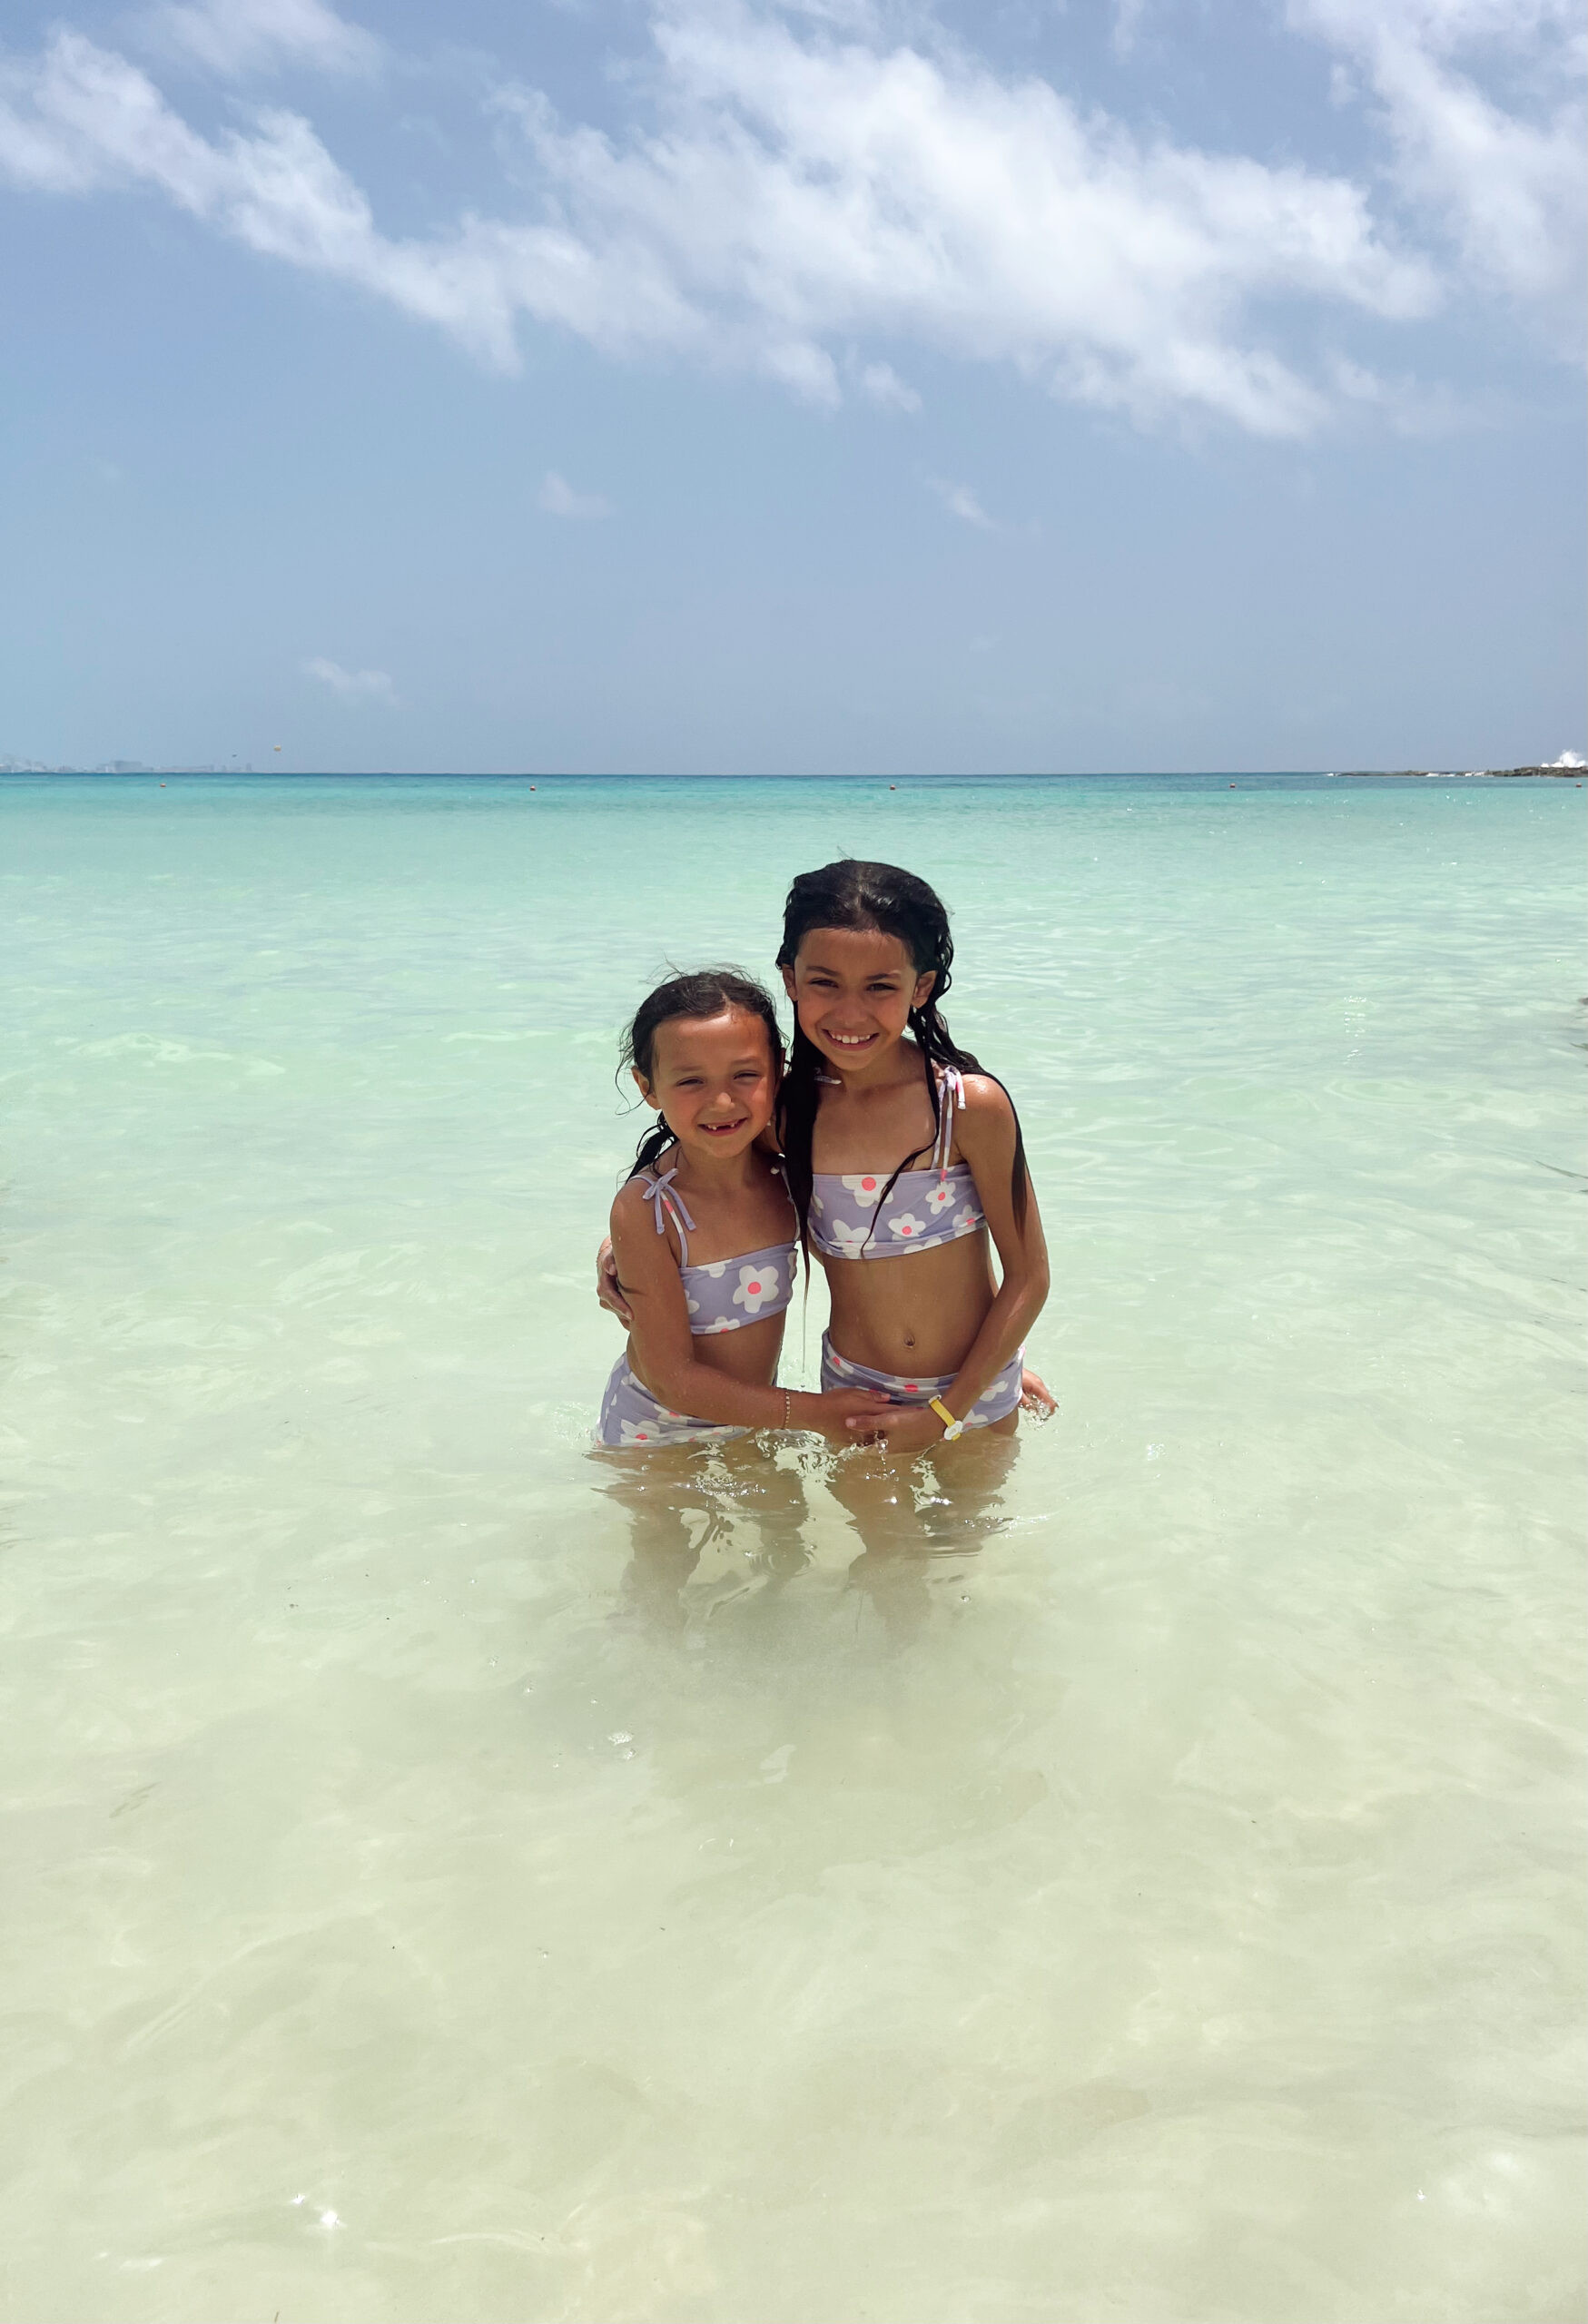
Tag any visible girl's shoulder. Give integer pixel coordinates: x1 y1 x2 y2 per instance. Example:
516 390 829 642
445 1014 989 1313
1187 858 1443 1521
611 1168 672 1247
947 1070 1018 1165
952 1069 1016 1122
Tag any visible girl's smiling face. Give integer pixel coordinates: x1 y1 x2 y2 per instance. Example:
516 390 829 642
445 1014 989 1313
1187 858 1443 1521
635 1008 780 1158
782 926 934 1072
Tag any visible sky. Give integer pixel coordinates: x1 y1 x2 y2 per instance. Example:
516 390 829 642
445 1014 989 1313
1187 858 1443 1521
1 0 1583 773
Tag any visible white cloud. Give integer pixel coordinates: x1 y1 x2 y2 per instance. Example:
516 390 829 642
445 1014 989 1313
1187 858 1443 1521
1290 0 1584 321
538 468 612 518
1113 0 1149 58
304 655 395 700
857 359 921 411
0 34 524 363
493 7 1437 434
4 0 1573 437
142 0 380 78
930 478 996 528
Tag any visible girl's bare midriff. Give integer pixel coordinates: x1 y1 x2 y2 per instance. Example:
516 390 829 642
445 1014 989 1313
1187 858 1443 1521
824 1226 999 1376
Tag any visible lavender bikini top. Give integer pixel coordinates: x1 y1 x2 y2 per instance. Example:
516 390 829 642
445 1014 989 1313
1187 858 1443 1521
638 1167 797 1333
808 1069 986 1260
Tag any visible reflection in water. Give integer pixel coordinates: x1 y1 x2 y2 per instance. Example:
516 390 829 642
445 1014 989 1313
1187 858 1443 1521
599 1426 1021 1647
597 1435 814 1634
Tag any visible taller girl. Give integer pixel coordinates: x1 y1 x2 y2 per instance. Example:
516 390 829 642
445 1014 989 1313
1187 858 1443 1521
777 860 1049 1454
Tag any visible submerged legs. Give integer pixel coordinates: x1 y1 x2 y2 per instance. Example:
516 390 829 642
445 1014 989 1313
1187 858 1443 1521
597 1439 813 1631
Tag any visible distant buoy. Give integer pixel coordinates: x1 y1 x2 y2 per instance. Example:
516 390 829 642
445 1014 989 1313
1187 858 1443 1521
890 784 897 791
1229 783 1236 788
160 782 166 788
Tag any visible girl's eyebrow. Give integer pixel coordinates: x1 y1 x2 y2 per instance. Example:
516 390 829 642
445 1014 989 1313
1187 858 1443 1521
803 959 901 979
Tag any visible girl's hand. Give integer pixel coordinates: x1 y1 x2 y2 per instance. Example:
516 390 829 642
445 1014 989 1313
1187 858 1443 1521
1021 1365 1056 1418
813 1388 892 1441
595 1236 632 1325
843 1403 945 1455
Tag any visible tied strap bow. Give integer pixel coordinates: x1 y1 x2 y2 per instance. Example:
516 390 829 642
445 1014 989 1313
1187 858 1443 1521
640 1167 696 1265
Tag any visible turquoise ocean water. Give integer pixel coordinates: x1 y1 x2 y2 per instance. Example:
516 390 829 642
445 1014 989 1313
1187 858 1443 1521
1 774 1583 2322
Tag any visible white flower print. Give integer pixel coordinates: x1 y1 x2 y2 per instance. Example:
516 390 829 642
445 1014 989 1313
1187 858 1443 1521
732 1261 781 1317
829 1216 874 1256
951 1205 980 1236
841 1173 884 1198
810 1192 825 1216
887 1211 927 1242
698 1260 727 1278
924 1181 955 1215
618 1418 661 1445
698 1315 740 1334
686 1295 701 1317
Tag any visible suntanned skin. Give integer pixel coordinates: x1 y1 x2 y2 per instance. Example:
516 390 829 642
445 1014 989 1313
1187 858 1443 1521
609 1008 886 1438
783 926 1050 1454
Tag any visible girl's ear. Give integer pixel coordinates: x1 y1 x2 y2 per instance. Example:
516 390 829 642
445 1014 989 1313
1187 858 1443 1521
631 1067 661 1112
779 962 797 1002
912 970 937 1009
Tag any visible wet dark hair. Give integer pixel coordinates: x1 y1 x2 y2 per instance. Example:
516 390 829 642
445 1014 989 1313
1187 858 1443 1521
774 859 1028 1244
619 966 784 1179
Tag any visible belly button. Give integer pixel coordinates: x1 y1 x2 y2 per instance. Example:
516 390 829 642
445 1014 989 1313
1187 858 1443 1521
904 1334 915 1348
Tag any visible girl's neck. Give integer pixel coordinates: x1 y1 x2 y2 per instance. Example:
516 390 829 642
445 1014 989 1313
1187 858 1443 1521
666 1139 765 1198
823 1033 922 1098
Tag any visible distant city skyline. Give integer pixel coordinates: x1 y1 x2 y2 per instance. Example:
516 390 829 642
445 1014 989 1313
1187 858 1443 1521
2 0 1582 774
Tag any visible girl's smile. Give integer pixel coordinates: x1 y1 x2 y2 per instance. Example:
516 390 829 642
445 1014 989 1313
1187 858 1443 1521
635 1007 779 1163
782 926 935 1073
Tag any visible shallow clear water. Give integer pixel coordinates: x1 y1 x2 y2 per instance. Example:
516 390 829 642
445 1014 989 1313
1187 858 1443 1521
1 773 1583 2324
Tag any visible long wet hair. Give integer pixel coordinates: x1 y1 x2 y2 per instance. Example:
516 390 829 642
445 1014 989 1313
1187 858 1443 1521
774 860 1029 1244
619 967 785 1180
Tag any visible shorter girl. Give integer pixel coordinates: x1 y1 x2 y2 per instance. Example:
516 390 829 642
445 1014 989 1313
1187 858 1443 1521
597 969 887 1448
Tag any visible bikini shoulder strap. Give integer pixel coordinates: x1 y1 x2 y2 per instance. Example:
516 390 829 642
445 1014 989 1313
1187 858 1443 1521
933 1068 964 1177
637 1167 695 1268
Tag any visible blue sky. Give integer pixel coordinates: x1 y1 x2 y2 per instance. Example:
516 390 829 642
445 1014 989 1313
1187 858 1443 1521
2 0 1582 773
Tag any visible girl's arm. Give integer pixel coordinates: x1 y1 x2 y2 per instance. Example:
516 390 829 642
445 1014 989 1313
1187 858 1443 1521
847 1076 1050 1446
596 1235 630 1324
612 1194 883 1435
